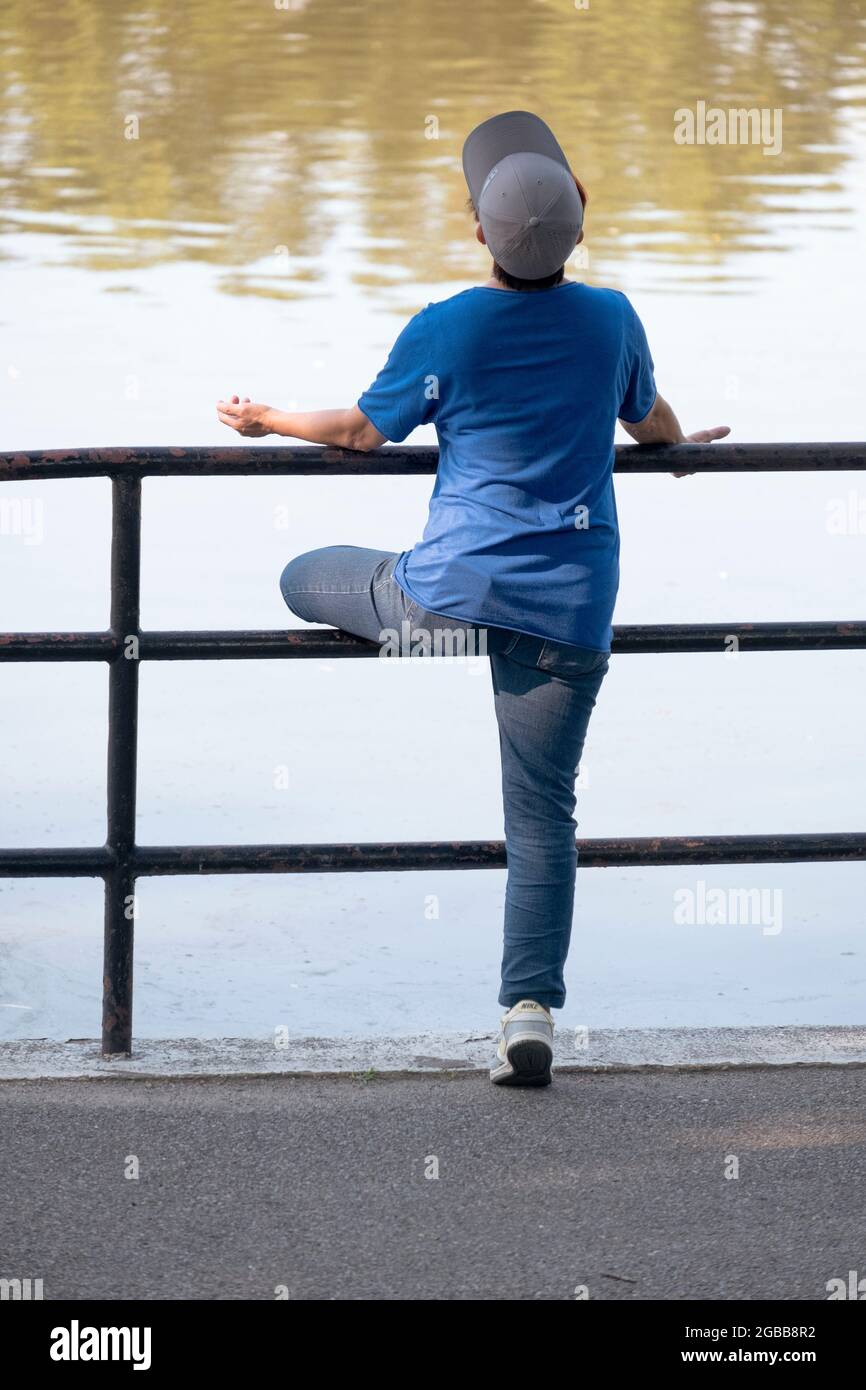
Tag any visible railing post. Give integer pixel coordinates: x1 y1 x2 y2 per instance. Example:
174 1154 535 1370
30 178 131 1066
102 475 141 1056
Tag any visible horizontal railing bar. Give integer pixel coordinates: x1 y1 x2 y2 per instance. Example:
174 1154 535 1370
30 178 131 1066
0 846 116 877
2 834 865 877
131 834 866 870
0 632 118 660
137 622 866 658
2 622 865 661
611 622 866 653
1 442 865 481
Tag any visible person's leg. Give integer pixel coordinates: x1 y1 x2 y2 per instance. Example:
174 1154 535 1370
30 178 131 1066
280 545 512 657
279 546 406 642
490 636 609 1012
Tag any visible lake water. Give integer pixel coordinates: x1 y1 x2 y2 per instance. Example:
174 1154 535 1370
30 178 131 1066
1 0 865 1044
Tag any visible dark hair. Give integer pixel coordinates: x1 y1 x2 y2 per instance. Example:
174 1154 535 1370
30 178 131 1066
466 197 565 292
491 261 565 291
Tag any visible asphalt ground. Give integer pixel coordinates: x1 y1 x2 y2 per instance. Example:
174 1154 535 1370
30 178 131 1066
1 1066 864 1301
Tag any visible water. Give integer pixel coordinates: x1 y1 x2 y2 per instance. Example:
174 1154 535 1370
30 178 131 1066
1 0 865 1042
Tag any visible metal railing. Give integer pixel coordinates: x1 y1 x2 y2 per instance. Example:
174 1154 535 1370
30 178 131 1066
2 442 865 1055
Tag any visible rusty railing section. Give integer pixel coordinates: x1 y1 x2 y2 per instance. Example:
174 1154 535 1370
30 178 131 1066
2 442 865 1054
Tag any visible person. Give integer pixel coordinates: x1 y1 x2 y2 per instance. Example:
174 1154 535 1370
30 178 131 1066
217 110 729 1087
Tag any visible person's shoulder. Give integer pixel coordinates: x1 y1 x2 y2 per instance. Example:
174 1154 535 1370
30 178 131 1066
395 292 475 338
393 290 483 345
419 288 481 319
575 284 644 334
576 284 633 312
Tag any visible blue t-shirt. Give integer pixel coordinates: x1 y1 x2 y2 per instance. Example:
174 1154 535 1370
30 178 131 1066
357 282 656 652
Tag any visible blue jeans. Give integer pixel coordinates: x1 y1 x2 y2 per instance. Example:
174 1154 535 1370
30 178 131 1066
279 546 609 1010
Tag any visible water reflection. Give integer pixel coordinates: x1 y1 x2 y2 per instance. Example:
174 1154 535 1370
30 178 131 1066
0 0 864 297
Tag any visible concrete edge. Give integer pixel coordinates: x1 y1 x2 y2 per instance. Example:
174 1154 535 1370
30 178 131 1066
1 1025 866 1080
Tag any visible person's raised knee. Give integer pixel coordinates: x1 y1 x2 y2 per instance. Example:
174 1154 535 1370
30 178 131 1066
279 551 317 612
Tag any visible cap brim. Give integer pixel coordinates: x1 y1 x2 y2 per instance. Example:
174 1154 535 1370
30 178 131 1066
462 111 569 206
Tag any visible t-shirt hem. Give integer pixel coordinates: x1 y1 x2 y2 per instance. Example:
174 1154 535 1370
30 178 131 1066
392 567 612 655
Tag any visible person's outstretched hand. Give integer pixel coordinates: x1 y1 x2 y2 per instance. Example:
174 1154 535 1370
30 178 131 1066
217 394 273 437
673 424 731 476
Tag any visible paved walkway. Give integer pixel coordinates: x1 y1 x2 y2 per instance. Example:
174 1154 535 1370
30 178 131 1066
2 1066 864 1300
3 1025 866 1077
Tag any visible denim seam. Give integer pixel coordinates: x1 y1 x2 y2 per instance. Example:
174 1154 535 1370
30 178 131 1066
281 585 390 597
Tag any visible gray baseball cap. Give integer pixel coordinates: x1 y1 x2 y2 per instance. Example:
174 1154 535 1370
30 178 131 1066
463 111 583 280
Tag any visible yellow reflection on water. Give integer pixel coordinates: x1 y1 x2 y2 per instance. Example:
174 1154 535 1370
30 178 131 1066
0 0 864 297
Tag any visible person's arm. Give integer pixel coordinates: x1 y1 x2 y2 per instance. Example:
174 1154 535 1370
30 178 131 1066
620 394 730 475
216 395 386 451
218 307 434 451
620 393 685 445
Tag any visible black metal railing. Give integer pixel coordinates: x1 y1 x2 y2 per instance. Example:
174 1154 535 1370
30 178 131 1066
2 443 865 1056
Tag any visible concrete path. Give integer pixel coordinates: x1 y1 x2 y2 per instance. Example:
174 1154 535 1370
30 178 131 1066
3 1024 866 1078
2 1065 864 1300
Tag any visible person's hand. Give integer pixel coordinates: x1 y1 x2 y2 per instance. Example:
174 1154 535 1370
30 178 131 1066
672 424 731 477
216 395 273 437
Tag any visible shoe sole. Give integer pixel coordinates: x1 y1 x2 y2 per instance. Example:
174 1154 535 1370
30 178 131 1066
491 1038 553 1087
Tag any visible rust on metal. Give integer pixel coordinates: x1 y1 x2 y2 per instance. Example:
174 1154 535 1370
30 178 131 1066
3 621 865 664
2 441 865 481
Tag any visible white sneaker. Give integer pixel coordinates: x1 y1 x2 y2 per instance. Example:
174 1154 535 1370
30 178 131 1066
490 1000 554 1087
